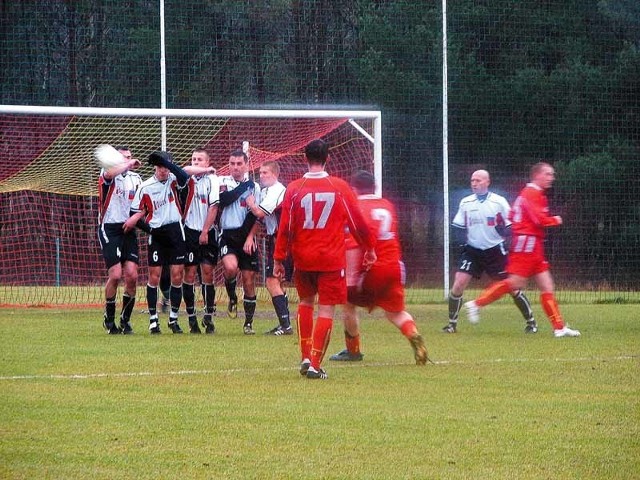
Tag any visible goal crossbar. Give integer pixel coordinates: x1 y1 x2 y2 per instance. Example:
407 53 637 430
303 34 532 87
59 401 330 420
0 104 383 195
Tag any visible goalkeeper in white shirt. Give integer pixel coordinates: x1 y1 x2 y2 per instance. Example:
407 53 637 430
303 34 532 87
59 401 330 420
443 170 537 334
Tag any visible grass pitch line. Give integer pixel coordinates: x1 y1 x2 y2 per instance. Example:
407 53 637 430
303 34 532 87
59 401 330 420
0 354 636 382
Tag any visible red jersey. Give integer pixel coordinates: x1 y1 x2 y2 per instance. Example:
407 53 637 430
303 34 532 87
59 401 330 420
274 171 375 272
509 183 561 238
345 194 402 266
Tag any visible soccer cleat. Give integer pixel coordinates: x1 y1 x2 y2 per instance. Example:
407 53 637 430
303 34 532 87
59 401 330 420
119 320 133 335
299 359 311 376
227 297 238 318
329 349 364 362
149 320 161 334
243 323 255 335
168 320 183 334
464 301 480 324
265 325 294 336
409 334 429 365
202 318 215 335
442 322 457 333
306 366 328 380
103 320 122 335
553 326 581 338
524 320 538 334
188 316 201 334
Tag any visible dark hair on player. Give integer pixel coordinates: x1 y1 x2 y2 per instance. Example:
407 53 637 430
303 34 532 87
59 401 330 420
230 149 248 162
350 170 376 194
304 139 329 165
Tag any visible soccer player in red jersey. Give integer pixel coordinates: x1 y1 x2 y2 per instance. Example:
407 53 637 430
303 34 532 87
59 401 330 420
464 162 581 337
273 140 377 379
328 170 429 365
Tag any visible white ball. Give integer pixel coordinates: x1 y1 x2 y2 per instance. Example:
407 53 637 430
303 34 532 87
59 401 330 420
94 144 125 169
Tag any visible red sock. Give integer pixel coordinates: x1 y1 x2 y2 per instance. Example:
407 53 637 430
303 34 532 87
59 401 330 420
296 304 314 361
310 316 333 370
345 331 361 354
476 280 512 307
540 292 564 330
399 320 418 338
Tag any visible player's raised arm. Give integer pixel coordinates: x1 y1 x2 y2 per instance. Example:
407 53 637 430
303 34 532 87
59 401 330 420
219 180 254 207
148 151 190 187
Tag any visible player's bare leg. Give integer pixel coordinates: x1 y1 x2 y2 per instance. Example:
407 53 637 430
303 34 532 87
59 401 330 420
466 275 526 324
386 311 429 365
103 263 123 334
183 265 201 334
509 289 537 333
307 304 335 379
331 248 366 359
200 263 216 334
297 297 315 375
329 303 364 361
167 264 185 333
444 271 472 333
221 254 239 319
265 276 292 335
241 270 257 335
533 271 580 337
119 260 138 334
146 265 162 333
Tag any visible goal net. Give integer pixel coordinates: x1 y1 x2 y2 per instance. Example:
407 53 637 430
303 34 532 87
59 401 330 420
0 106 381 306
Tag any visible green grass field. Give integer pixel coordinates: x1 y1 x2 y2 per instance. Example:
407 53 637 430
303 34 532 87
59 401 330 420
1 303 638 479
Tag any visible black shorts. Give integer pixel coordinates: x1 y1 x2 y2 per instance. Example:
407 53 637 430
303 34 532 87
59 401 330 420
184 226 219 266
219 228 259 272
458 244 508 280
265 234 293 281
98 223 139 269
148 222 187 266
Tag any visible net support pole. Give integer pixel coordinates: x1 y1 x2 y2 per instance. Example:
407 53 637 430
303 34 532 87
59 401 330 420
442 0 450 299
373 113 383 196
55 237 61 287
159 0 167 150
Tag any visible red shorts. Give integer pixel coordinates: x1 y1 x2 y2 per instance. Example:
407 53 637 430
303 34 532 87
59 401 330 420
506 235 550 277
348 261 406 312
294 269 347 305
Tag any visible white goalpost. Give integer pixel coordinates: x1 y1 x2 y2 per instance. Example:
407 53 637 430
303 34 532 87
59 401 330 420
0 104 381 306
0 104 382 192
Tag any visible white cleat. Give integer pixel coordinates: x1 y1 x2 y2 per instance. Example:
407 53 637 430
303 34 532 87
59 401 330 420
553 326 581 337
464 301 480 324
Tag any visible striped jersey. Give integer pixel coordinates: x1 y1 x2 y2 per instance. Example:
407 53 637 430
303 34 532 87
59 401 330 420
452 191 511 250
218 175 261 231
98 170 142 225
182 173 220 231
130 173 184 228
258 181 286 235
